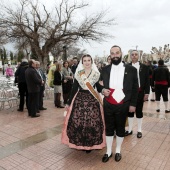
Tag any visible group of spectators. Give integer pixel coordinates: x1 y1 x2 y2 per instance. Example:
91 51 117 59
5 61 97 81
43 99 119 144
47 57 78 108
15 59 47 118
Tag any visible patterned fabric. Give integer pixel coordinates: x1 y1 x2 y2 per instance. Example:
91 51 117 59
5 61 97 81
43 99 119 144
75 69 100 90
67 90 104 147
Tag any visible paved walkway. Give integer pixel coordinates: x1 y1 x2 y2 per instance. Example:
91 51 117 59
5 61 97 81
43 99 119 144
0 97 170 170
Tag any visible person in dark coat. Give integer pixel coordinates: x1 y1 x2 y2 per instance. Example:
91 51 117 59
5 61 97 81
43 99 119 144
25 59 43 118
62 61 73 104
125 50 150 139
53 63 64 108
152 59 170 113
35 61 47 111
71 57 78 76
15 59 29 112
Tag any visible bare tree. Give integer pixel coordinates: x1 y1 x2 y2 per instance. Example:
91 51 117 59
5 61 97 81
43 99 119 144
0 0 115 68
0 28 7 45
50 41 87 61
67 46 87 59
14 38 31 59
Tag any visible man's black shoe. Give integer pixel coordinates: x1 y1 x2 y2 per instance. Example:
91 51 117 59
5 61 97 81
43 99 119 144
39 107 47 110
102 153 112 163
156 109 160 112
17 109 23 112
125 130 133 136
31 114 40 118
137 132 142 138
115 153 121 162
37 110 40 113
165 110 170 113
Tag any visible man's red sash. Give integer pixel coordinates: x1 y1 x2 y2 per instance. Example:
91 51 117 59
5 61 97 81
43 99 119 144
105 88 124 105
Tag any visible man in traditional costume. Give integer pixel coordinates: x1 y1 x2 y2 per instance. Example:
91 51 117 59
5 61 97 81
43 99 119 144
100 45 138 162
125 50 150 138
152 59 170 113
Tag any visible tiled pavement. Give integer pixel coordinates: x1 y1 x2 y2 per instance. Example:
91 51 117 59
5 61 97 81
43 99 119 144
0 97 170 170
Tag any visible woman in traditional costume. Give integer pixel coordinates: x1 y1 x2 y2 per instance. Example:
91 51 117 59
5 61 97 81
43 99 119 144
62 54 105 152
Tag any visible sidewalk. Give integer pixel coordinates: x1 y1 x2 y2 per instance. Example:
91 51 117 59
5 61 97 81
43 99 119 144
0 98 170 170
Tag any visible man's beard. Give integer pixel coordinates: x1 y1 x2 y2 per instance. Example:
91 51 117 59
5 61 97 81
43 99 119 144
111 57 122 65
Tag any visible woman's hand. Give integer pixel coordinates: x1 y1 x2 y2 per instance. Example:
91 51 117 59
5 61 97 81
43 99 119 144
65 104 69 111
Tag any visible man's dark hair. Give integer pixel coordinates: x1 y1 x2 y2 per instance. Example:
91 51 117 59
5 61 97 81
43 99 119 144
110 45 122 53
153 60 157 64
158 59 164 66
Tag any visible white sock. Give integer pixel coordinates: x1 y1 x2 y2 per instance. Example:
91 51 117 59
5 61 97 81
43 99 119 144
106 136 113 156
164 101 168 110
116 136 124 153
156 101 160 110
137 118 143 132
127 117 134 132
152 92 155 99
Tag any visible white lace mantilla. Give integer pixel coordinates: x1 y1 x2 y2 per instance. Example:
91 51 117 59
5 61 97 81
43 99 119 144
75 69 100 89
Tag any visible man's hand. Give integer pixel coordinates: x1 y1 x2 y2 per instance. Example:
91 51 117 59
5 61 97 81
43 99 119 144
144 94 149 101
102 88 111 97
129 106 136 112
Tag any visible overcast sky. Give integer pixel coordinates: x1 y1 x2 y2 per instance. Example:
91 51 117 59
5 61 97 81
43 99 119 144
4 0 170 57
82 0 170 57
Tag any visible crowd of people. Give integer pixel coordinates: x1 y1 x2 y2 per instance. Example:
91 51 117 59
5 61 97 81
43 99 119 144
2 44 170 163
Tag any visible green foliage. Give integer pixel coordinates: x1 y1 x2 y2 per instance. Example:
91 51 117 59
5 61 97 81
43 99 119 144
17 50 25 62
10 51 14 61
